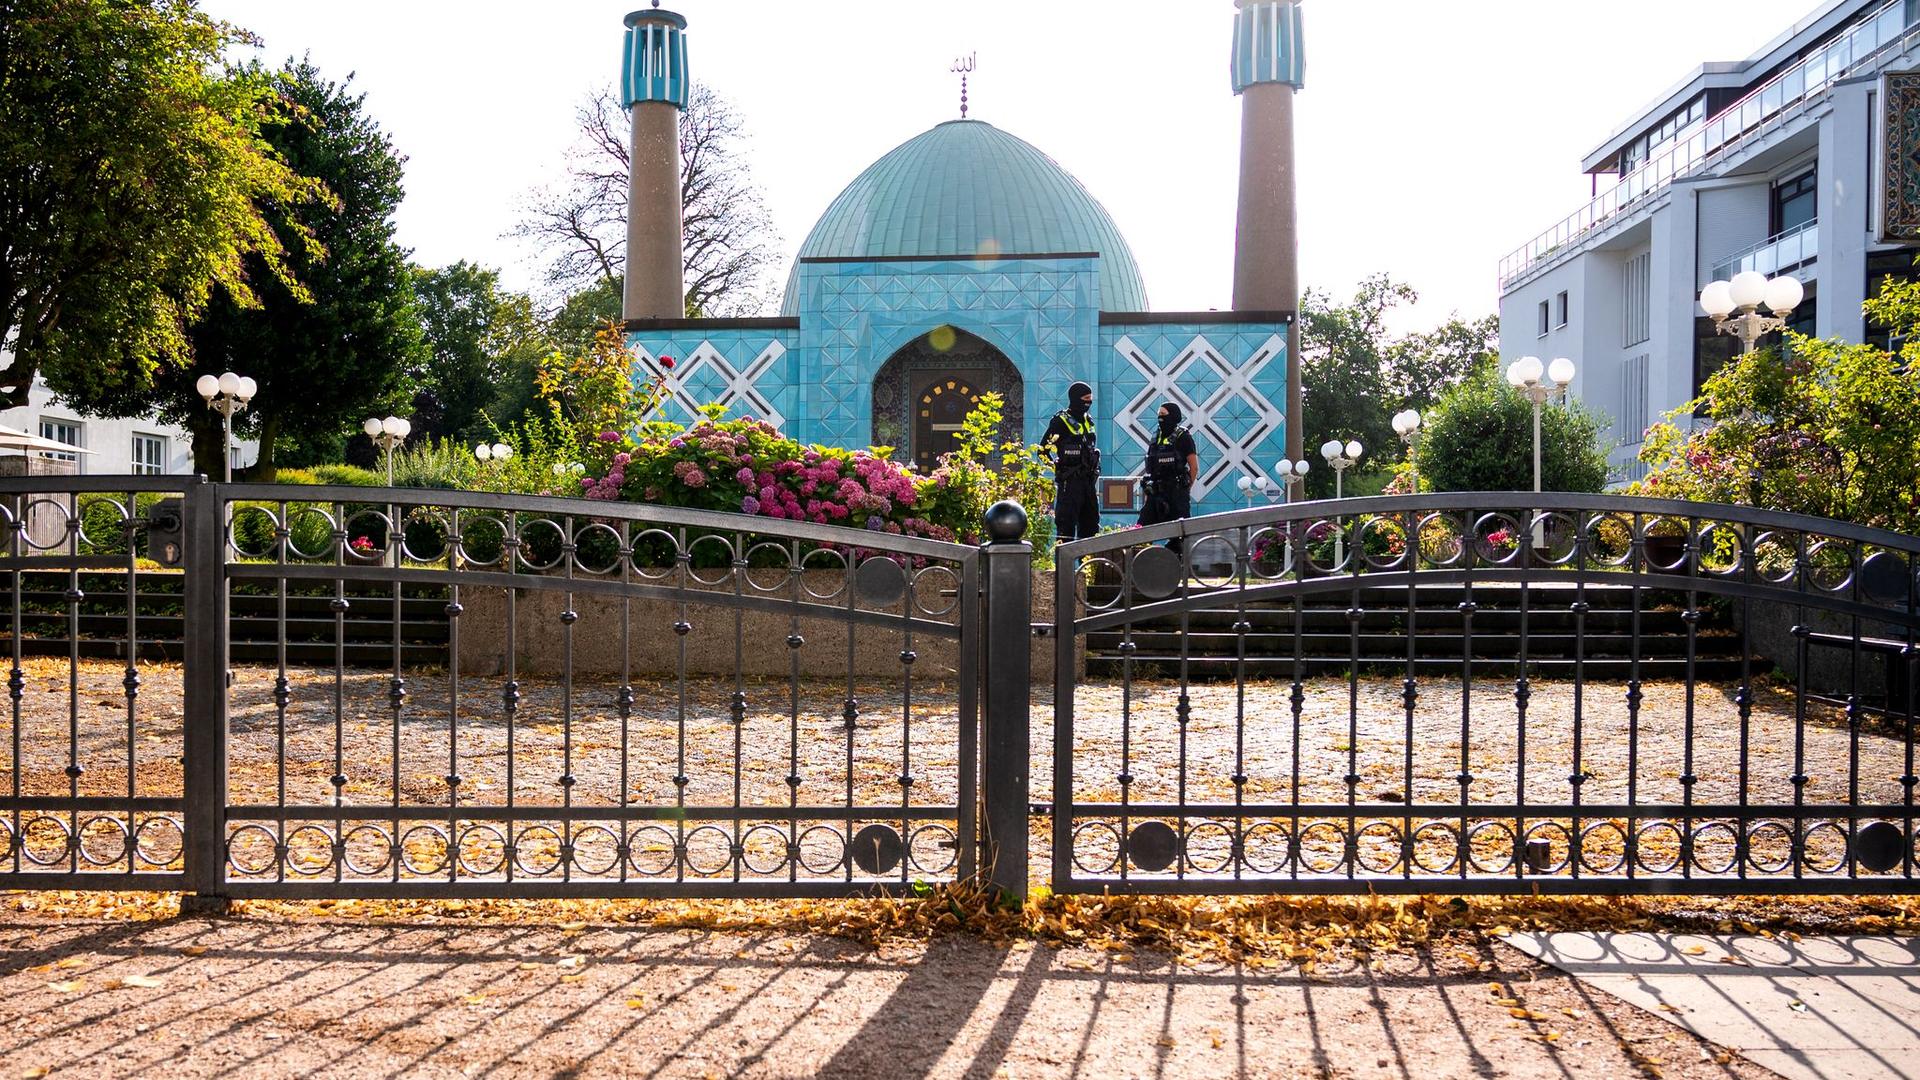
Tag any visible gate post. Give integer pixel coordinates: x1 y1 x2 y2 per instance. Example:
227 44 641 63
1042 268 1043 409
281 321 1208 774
979 501 1031 904
179 480 229 914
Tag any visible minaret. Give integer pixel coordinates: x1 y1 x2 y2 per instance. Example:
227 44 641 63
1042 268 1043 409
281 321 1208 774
621 4 690 321
1230 0 1304 461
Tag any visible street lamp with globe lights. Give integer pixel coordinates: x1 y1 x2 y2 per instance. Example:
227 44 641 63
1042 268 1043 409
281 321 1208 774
363 415 411 485
1319 439 1363 500
474 441 513 469
1505 355 1576 546
1274 457 1311 503
1700 270 1803 355
1320 438 1363 565
1391 409 1423 490
195 372 256 482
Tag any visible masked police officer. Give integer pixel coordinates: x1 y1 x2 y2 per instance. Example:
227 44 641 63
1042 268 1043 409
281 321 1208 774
1138 400 1199 553
1044 381 1101 545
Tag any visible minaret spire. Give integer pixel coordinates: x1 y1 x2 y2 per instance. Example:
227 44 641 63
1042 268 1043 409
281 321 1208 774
621 6 691 321
1229 0 1304 461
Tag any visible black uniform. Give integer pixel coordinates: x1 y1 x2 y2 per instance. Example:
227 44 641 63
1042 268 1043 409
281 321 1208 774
1045 383 1102 545
1137 402 1198 553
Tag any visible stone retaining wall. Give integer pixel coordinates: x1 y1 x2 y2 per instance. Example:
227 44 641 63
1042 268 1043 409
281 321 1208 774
456 568 1072 683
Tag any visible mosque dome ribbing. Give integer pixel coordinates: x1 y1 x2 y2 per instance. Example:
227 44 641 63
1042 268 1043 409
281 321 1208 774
782 119 1149 314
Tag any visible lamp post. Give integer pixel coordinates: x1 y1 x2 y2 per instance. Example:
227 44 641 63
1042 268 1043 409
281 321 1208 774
1699 270 1803 355
195 372 257 483
1320 438 1363 566
363 416 412 486
1273 457 1311 504
1700 272 1802 503
1391 409 1423 490
1505 355 1575 547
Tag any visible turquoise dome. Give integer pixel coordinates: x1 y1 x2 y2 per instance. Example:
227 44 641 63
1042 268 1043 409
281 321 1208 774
783 120 1149 315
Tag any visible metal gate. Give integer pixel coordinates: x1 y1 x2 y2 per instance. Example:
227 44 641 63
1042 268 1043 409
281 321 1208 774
6 480 1918 903
2 478 1031 901
1051 493 1920 896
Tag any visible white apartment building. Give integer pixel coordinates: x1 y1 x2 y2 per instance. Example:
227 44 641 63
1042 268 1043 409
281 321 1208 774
0 353 257 477
1498 0 1920 482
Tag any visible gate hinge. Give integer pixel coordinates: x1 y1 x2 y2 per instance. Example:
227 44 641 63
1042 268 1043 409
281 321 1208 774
1031 623 1054 638
1029 802 1052 816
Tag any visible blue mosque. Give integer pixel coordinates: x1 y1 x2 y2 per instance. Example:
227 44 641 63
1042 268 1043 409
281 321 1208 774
618 2 1305 516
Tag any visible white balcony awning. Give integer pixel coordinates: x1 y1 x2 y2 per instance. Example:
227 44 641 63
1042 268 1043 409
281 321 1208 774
0 424 94 455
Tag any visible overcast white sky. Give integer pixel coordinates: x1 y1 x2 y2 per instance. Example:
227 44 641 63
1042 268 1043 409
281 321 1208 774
199 0 1822 335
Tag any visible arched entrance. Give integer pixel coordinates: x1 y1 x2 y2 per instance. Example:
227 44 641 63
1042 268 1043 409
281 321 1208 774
870 327 1024 471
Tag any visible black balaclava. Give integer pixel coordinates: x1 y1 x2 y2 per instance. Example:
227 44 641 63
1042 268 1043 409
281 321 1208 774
1068 382 1093 417
1158 401 1183 436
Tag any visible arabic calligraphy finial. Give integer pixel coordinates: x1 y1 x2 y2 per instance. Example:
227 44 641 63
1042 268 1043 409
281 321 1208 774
951 52 976 119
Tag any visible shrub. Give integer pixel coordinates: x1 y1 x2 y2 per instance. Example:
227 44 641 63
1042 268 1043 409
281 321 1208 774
309 464 381 487
1414 366 1611 494
1635 334 1920 534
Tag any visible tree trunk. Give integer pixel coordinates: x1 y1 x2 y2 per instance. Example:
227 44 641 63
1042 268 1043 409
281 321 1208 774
189 414 226 480
240 413 279 483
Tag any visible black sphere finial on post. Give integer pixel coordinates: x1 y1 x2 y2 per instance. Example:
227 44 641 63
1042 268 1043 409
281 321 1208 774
983 500 1027 543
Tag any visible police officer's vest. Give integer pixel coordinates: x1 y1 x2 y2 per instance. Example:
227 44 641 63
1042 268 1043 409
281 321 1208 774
1148 426 1191 488
1055 412 1099 476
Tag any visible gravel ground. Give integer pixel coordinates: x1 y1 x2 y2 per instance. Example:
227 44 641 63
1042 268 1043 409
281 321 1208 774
0 659 1907 884
0 913 1781 1079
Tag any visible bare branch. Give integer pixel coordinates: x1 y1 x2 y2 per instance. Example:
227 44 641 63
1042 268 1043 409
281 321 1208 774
511 83 780 316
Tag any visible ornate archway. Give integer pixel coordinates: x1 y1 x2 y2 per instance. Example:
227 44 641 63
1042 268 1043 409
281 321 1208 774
870 327 1024 471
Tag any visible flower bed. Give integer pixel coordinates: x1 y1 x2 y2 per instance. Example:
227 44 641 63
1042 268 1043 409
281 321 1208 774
578 416 977 545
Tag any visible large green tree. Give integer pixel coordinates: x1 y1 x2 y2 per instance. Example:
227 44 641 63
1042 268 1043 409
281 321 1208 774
82 59 423 477
1297 275 1409 497
1297 275 1501 497
411 261 549 443
0 0 316 408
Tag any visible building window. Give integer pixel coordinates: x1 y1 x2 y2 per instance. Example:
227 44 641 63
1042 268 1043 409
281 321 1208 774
1554 291 1569 328
1537 300 1550 337
131 434 165 476
1867 250 1920 350
1621 354 1650 446
1623 253 1651 347
1771 169 1817 235
38 419 81 462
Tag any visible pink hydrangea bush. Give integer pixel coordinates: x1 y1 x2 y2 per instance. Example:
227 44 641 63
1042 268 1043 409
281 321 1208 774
582 416 970 544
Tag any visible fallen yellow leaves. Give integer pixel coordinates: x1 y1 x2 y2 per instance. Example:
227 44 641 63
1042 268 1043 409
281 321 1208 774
47 981 83 993
1 889 1915 974
112 975 163 989
22 1068 51 1079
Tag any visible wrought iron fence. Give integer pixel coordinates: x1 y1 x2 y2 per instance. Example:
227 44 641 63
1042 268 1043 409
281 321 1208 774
3 480 1917 903
1 478 1032 901
1051 493 1919 896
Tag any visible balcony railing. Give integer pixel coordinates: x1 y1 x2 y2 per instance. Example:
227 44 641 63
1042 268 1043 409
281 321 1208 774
1499 0 1919 292
1708 218 1820 285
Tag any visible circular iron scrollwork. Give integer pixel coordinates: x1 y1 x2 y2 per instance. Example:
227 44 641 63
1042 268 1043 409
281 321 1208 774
1127 821 1179 872
850 824 904 875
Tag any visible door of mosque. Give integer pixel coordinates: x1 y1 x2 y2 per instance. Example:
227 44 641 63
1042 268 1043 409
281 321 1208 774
913 375 984 471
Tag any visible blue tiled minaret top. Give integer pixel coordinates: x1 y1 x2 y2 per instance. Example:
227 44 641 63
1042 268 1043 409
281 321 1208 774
1231 1 1305 92
622 5 689 109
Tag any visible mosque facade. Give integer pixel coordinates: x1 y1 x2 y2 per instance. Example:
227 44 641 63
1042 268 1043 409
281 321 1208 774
619 2 1304 518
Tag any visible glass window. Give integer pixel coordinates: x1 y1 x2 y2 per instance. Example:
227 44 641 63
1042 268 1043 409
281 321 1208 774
131 434 165 476
1772 169 1818 234
1555 291 1570 328
1538 300 1550 336
38 419 80 462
